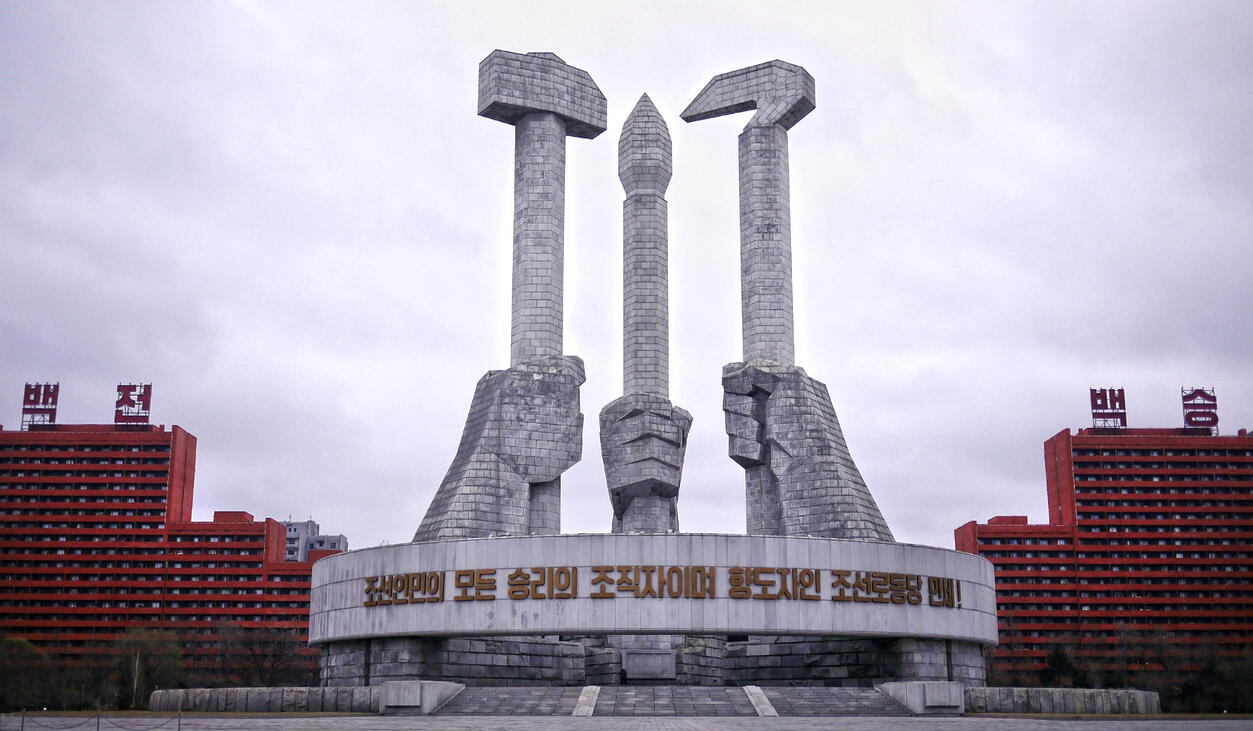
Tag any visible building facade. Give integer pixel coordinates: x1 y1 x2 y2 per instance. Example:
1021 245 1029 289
956 426 1253 683
283 519 347 562
0 422 336 681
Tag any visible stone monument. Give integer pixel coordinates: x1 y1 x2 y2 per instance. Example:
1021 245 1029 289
599 94 692 535
412 51 606 542
682 61 893 542
311 51 997 691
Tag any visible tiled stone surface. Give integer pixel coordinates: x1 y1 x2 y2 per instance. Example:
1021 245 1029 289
3 715 1233 729
681 61 815 366
600 94 690 536
761 687 909 717
675 635 727 685
149 687 380 713
728 637 986 687
322 636 587 688
310 535 997 643
735 122 794 366
478 50 608 139
593 686 758 716
476 51 605 366
723 363 893 541
618 93 673 397
413 356 584 541
682 60 816 131
510 111 567 365
438 686 584 715
683 62 890 541
600 393 691 533
417 51 599 543
966 686 1161 715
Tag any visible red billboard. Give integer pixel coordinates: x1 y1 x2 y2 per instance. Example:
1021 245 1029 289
21 383 59 429
1090 387 1127 428
1181 387 1218 434
115 383 153 425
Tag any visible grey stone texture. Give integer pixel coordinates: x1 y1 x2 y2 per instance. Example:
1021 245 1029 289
414 51 603 542
311 535 997 643
148 686 381 713
478 50 608 140
438 686 586 715
600 94 691 536
723 363 893 541
413 357 584 541
727 637 984 688
759 687 911 717
618 94 673 398
683 62 891 542
323 636 588 688
682 60 815 367
592 687 759 717
476 50 606 367
964 686 1161 715
600 394 691 533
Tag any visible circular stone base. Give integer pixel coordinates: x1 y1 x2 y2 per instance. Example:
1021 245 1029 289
311 534 995 687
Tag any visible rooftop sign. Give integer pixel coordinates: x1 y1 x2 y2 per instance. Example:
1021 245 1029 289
115 383 153 425
1181 387 1218 434
21 382 59 430
1089 387 1127 428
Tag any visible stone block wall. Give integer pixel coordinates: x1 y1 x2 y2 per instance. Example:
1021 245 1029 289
584 645 621 685
322 636 586 688
889 639 984 686
149 686 380 713
965 686 1160 714
321 634 983 688
728 636 986 687
675 635 727 685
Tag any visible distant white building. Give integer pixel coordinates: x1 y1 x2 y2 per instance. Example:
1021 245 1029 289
283 518 348 561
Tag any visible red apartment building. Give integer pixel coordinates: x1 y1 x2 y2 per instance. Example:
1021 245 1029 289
956 423 1253 681
0 420 332 677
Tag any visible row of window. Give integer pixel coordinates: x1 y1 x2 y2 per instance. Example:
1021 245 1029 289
1 573 304 583
0 471 169 478
0 445 171 453
0 482 168 490
1072 448 1253 457
996 564 1243 572
2 612 306 623
0 458 171 465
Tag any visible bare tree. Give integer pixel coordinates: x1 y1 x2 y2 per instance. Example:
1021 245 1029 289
0 636 52 711
216 622 317 687
114 628 184 709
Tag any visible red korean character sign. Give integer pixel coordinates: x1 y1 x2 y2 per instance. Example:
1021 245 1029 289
21 382 59 429
1090 387 1127 428
1181 387 1218 434
115 383 153 424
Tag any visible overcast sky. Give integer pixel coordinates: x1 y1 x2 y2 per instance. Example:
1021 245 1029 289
2 1 1250 551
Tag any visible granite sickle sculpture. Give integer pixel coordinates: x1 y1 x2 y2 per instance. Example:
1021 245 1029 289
600 94 692 534
412 51 607 541
683 61 894 541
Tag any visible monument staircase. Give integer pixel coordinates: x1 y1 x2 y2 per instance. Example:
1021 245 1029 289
434 685 911 717
762 687 912 717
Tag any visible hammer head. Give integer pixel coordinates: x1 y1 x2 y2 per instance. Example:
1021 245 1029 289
478 50 608 139
681 60 816 131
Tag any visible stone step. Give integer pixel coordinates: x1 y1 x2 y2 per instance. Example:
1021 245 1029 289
435 686 583 715
593 686 758 716
761 686 912 716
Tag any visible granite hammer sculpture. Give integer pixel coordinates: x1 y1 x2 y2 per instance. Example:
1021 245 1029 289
414 51 607 541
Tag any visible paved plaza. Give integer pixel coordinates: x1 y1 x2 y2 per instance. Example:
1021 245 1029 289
3 715 1253 730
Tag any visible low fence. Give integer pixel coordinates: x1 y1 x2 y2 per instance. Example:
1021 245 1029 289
147 687 378 713
965 686 1160 714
